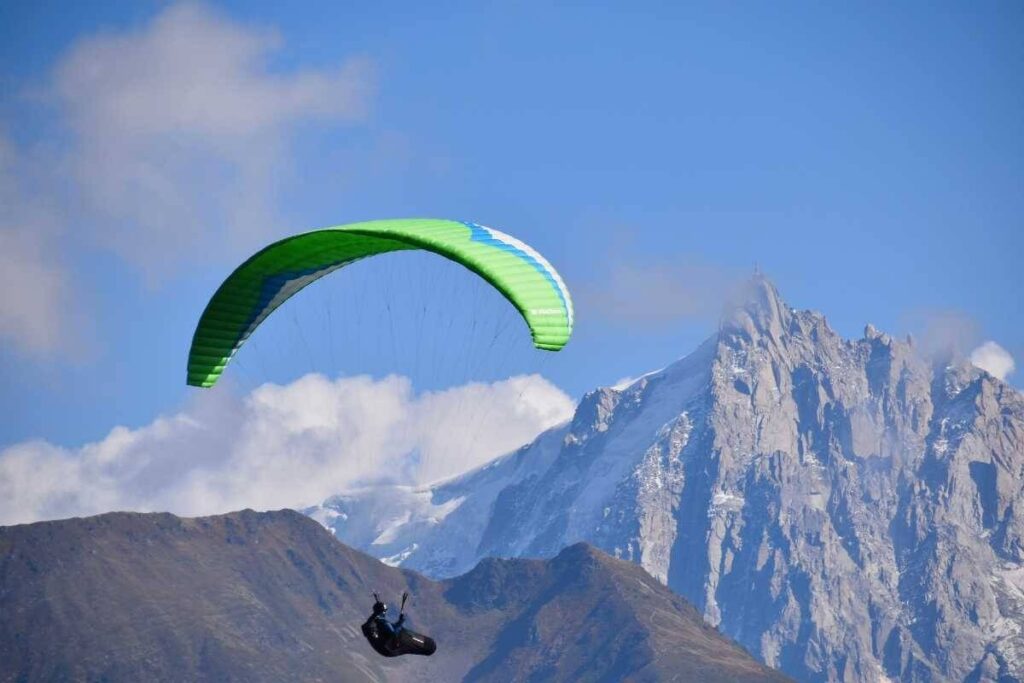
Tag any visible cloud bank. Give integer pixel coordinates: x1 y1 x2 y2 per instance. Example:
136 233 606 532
0 134 73 356
970 341 1015 381
1 3 374 357
0 373 575 526
578 253 743 328
52 2 373 273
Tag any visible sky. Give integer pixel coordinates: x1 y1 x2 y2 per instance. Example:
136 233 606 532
0 1 1021 524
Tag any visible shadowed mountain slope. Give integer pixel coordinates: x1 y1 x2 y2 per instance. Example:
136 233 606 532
0 509 789 682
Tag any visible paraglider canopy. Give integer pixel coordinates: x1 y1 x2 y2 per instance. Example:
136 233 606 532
186 219 574 388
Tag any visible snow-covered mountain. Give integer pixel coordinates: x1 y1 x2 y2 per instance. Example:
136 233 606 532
309 276 1024 683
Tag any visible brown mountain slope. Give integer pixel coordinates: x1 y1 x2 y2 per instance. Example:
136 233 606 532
450 544 789 682
0 509 789 682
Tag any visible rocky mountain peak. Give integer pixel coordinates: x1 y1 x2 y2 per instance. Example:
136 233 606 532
568 387 622 441
720 274 793 341
317 278 1024 683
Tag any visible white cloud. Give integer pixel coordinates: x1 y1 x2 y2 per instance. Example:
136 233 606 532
50 2 374 273
0 2 374 358
0 133 74 356
969 341 1015 381
0 373 575 526
908 309 980 360
0 229 68 354
580 258 743 327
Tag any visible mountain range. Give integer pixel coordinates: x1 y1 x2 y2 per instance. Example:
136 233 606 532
312 277 1024 683
0 509 789 682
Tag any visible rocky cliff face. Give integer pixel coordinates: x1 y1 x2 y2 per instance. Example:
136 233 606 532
314 277 1024 682
0 509 788 683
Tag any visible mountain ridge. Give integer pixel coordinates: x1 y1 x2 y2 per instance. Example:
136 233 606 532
0 508 790 682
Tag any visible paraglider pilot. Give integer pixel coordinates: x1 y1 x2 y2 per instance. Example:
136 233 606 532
361 591 436 657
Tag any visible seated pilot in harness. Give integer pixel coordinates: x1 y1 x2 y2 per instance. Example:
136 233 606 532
361 591 436 658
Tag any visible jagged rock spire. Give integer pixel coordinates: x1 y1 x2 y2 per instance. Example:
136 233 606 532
720 273 791 342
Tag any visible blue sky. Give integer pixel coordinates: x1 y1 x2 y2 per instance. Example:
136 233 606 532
0 2 1020 519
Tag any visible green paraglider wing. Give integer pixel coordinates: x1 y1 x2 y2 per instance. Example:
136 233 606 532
187 218 573 388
